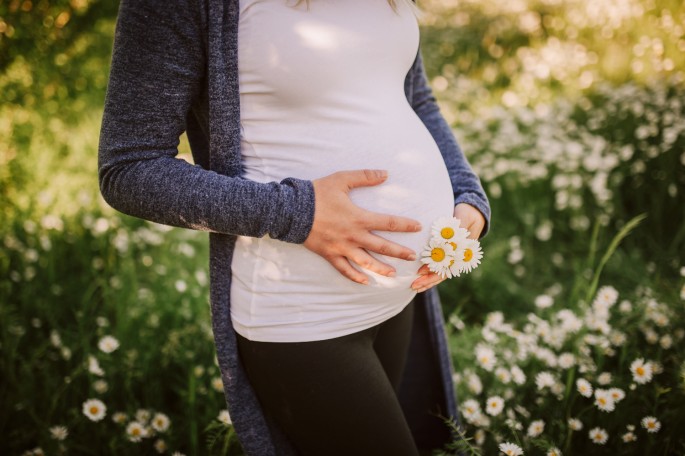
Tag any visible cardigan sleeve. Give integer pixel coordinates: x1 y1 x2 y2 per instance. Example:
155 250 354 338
98 0 315 243
408 47 491 238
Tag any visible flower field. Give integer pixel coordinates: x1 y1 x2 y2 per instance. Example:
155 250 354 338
1 0 684 455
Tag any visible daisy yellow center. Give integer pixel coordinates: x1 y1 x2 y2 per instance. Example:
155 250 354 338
647 422 655 429
506 451 514 456
636 366 645 375
441 227 455 239
464 249 473 261
90 406 99 415
449 241 457 250
431 248 446 262
490 401 497 408
598 398 606 405
132 428 141 436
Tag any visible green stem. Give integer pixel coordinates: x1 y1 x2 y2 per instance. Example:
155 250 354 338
584 213 647 304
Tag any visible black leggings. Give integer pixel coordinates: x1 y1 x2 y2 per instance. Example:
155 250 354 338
236 301 420 456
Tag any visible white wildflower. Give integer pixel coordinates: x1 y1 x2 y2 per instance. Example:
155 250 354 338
82 399 106 422
126 421 148 442
630 358 653 384
151 413 170 433
535 371 556 390
568 418 583 431
49 425 68 441
527 419 545 437
499 442 524 455
589 427 608 444
594 389 616 412
641 416 661 433
98 335 120 354
485 396 505 416
576 378 593 397
218 409 232 425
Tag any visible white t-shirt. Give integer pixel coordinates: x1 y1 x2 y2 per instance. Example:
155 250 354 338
230 0 455 342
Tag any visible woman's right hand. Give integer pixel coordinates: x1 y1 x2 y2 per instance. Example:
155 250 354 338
303 169 422 285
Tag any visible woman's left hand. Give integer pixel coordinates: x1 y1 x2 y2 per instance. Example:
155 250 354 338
410 203 486 292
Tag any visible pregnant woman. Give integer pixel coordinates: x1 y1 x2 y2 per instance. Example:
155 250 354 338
99 0 490 454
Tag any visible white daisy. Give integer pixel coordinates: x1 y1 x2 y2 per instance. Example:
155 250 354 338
453 238 483 275
547 447 562 456
474 429 485 445
82 399 106 422
93 380 108 394
467 372 483 394
630 358 653 384
495 367 512 384
535 294 554 309
641 416 661 433
589 427 608 444
597 372 612 385
608 387 625 403
112 412 128 424
557 353 575 369
420 238 454 279
98 335 120 354
527 419 545 437
126 421 148 442
619 300 633 313
431 216 470 243
151 413 170 433
485 396 505 416
49 425 68 441
594 285 619 307
136 409 151 424
154 439 168 453
594 389 615 412
510 365 526 385
475 344 497 371
576 378 593 397
87 356 104 376
211 377 224 392
535 372 555 390
622 432 637 442
461 399 481 421
218 409 232 425
568 418 583 431
499 442 524 456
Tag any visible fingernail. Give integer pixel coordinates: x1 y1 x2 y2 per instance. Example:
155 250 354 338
387 270 396 277
408 253 417 261
376 170 388 179
414 224 422 231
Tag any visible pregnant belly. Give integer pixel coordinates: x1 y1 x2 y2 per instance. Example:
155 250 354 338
234 112 455 292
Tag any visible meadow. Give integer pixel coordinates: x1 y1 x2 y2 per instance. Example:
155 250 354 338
1 0 684 454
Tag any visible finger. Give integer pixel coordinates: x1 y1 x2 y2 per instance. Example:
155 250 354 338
347 248 396 277
362 211 422 233
416 264 431 275
358 232 417 261
339 169 388 190
415 277 447 293
411 273 444 290
328 256 369 285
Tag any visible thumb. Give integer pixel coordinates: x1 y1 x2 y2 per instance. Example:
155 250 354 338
342 169 388 190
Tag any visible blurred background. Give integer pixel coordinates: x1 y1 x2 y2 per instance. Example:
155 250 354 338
1 0 684 454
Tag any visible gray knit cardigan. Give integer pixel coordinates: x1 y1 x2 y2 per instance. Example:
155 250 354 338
98 0 491 454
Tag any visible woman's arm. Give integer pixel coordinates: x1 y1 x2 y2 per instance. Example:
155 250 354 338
99 0 422 284
407 47 491 238
98 0 315 243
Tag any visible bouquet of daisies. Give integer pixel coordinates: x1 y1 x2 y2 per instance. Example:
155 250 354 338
420 216 483 279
